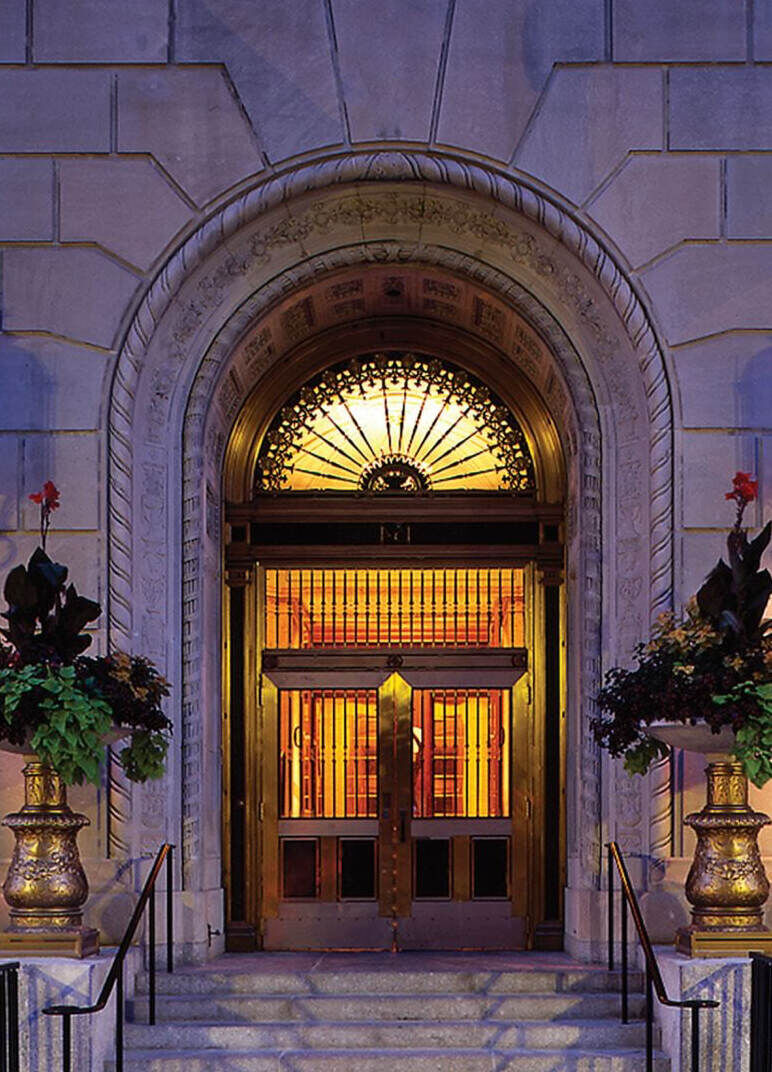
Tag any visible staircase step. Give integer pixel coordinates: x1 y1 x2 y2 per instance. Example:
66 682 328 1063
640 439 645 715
124 1017 651 1050
107 1047 670 1071
131 991 645 1023
136 969 643 997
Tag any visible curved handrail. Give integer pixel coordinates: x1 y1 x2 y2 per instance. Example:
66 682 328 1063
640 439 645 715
607 841 718 1072
43 843 174 1072
43 842 173 1017
608 841 718 1012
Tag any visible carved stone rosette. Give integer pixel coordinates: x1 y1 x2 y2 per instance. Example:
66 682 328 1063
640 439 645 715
1 761 99 956
677 760 772 956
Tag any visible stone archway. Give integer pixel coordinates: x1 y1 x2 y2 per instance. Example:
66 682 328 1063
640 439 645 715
107 151 673 960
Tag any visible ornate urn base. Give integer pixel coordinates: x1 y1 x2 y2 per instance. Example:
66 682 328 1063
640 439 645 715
0 761 98 957
677 760 772 957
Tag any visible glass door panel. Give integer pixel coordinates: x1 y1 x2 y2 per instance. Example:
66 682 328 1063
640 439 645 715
412 689 510 819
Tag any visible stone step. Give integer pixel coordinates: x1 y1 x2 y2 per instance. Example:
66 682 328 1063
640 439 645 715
123 1017 652 1050
131 990 645 1024
106 1046 670 1071
135 968 642 996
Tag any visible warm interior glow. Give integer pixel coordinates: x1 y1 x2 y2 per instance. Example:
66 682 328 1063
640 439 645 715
256 354 535 493
412 689 510 818
279 690 378 819
265 567 525 649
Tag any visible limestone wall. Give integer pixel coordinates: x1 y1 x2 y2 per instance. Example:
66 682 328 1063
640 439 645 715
0 0 771 948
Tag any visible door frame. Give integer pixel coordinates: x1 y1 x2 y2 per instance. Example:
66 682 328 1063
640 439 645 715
222 551 565 951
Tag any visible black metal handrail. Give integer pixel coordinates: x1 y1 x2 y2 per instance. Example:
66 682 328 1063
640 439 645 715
43 842 174 1072
0 961 19 1072
751 952 772 1072
607 841 718 1072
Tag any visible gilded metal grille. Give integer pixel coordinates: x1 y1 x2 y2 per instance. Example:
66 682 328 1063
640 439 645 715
265 567 525 649
279 689 378 819
412 689 511 818
255 352 535 493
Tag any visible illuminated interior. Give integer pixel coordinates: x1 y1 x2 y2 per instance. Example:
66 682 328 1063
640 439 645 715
279 690 377 819
265 567 525 649
413 689 510 818
255 353 535 493
278 687 511 820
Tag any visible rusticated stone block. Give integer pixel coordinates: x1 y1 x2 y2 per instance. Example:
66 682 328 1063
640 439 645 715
0 159 54 241
438 0 603 162
515 67 662 204
0 2 26 61
175 0 341 162
673 333 772 430
641 244 772 344
117 68 264 204
681 431 756 529
0 70 110 152
0 335 113 432
22 433 101 532
613 0 746 61
671 68 772 149
0 435 20 533
33 0 167 62
726 156 772 238
587 154 719 267
2 248 139 349
60 158 192 270
333 0 445 142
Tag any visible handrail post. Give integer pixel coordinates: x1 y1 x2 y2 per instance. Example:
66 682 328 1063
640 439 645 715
149 880 156 1026
608 843 614 972
166 844 174 974
62 1013 71 1072
691 1005 701 1072
645 963 653 1072
116 960 124 1072
8 967 18 1072
621 887 628 1024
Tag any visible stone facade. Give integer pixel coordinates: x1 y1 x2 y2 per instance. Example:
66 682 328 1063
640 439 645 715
0 0 770 990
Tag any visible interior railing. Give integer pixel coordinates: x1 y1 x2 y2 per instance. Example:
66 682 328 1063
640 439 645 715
607 841 719 1072
43 842 174 1072
0 961 19 1072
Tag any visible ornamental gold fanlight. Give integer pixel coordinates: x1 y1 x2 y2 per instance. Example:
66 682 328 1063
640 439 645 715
254 352 536 495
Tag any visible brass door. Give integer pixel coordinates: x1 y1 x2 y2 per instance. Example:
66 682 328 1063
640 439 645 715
259 665 529 950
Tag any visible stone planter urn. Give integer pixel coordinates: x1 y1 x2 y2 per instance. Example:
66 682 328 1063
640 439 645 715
649 721 772 957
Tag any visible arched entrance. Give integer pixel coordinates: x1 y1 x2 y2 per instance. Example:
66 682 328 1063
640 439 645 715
223 327 566 950
106 153 673 961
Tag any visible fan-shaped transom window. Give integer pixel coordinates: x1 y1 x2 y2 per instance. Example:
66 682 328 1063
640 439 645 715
255 353 535 494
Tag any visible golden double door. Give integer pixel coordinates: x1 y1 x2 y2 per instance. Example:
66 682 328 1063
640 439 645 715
251 566 534 950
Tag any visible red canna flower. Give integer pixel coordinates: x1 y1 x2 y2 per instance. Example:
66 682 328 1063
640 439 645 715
725 471 758 506
28 481 61 551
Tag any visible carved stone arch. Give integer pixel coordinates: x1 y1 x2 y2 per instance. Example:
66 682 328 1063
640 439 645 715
106 151 673 959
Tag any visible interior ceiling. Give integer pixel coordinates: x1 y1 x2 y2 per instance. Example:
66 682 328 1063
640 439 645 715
222 263 573 503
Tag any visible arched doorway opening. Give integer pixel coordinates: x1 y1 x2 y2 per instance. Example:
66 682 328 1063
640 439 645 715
222 306 567 951
107 156 673 961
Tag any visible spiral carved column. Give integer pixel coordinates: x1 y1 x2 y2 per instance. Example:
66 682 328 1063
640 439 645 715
677 760 772 957
0 761 99 957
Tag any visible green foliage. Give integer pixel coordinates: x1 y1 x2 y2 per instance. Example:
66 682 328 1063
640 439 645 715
120 730 169 783
0 650 172 787
593 511 771 784
714 682 772 788
0 664 112 785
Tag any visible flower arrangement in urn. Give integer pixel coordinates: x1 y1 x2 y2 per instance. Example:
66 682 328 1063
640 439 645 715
593 472 772 956
0 483 171 956
593 472 771 783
